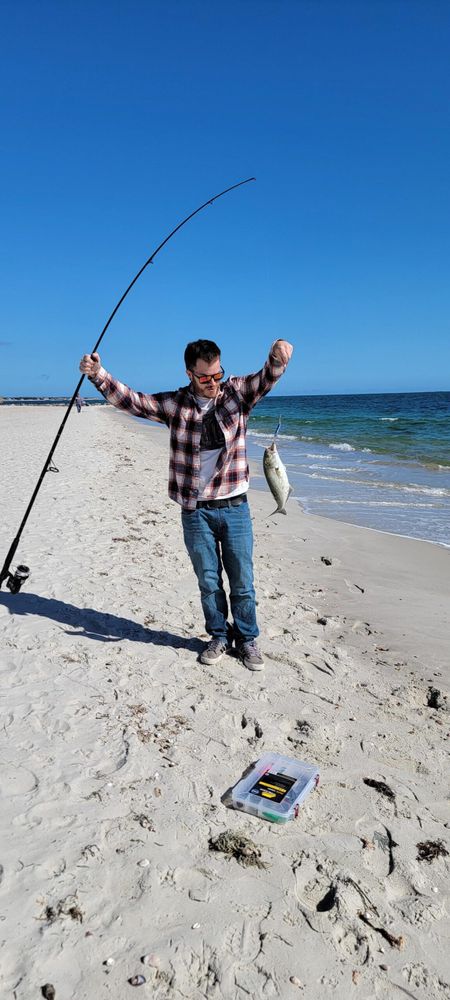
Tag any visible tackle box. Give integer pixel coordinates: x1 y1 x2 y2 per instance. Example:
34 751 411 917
226 752 319 824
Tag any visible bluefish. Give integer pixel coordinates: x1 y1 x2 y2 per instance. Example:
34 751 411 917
263 441 293 515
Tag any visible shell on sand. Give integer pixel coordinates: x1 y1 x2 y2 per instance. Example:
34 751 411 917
141 953 160 968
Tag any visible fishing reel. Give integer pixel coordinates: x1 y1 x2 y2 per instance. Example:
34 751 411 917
4 564 30 594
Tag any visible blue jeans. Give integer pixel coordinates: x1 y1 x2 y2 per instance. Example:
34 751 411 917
181 501 259 644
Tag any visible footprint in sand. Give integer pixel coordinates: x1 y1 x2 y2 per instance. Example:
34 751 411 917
287 718 342 767
292 852 372 965
0 762 38 796
355 819 415 906
224 916 264 962
293 854 335 913
359 732 422 776
401 961 450 999
94 729 132 778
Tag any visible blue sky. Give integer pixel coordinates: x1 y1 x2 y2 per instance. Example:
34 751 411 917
1 0 449 396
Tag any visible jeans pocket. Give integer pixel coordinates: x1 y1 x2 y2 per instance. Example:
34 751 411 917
182 508 198 519
181 509 201 539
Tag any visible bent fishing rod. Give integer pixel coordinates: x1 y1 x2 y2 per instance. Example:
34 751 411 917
0 176 255 593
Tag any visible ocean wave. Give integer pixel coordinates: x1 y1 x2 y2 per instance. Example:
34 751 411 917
315 499 437 509
309 465 356 472
248 431 297 441
380 417 399 421
329 442 355 452
404 484 450 497
303 472 450 497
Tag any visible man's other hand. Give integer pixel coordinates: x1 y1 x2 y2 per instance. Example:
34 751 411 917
79 352 101 377
272 340 293 365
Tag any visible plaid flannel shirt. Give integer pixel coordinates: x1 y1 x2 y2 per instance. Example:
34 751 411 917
90 345 288 510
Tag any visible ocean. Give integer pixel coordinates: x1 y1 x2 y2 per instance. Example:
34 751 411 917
2 391 449 546
0 396 106 406
247 391 450 547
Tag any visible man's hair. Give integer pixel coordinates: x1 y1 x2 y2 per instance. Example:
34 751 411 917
184 339 221 370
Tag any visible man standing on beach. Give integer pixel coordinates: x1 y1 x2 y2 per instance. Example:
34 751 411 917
79 339 293 670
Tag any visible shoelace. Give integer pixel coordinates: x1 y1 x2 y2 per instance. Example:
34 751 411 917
242 641 259 654
209 639 228 652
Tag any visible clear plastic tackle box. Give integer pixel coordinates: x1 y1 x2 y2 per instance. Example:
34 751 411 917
226 752 319 824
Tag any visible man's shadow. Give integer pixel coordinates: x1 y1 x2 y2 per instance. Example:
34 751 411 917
0 591 203 651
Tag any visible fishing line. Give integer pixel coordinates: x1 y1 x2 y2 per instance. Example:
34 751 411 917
273 415 282 440
0 176 256 593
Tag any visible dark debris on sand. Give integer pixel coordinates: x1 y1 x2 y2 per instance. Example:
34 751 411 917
41 987 55 1000
363 777 396 802
416 839 449 863
208 830 268 868
426 686 446 710
41 894 84 924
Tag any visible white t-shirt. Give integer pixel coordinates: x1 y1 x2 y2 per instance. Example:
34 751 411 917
195 395 249 500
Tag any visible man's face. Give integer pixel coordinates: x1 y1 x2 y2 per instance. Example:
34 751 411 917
187 355 224 399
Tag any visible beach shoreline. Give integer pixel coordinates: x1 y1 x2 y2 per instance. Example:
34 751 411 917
1 405 449 1000
4 392 449 546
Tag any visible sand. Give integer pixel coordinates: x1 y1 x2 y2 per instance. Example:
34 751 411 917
0 403 449 1000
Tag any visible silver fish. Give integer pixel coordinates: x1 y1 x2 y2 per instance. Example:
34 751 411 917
263 441 293 515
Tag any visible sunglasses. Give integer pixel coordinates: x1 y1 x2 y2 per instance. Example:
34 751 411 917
189 366 224 384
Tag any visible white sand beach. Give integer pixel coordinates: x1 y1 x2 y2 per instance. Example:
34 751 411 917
0 403 449 1000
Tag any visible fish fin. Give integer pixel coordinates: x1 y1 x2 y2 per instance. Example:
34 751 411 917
288 486 294 497
269 506 287 516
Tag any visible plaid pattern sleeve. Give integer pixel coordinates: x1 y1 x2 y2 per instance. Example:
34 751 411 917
88 367 176 425
229 343 287 411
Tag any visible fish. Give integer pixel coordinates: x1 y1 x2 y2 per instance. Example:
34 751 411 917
263 441 293 515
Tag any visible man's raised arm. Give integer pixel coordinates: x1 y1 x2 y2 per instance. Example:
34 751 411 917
231 339 294 410
79 352 171 424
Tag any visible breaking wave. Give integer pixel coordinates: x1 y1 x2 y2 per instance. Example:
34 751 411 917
248 430 297 441
329 442 355 452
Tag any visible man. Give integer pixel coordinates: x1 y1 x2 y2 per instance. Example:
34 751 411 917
79 338 293 670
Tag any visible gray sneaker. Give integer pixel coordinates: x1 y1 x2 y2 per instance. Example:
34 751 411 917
238 640 264 671
200 638 231 665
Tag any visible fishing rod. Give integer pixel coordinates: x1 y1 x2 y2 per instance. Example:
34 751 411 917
0 176 256 593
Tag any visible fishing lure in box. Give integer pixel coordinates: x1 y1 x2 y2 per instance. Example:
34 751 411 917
226 752 319 823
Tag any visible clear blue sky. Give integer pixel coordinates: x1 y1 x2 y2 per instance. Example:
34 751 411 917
1 0 449 396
